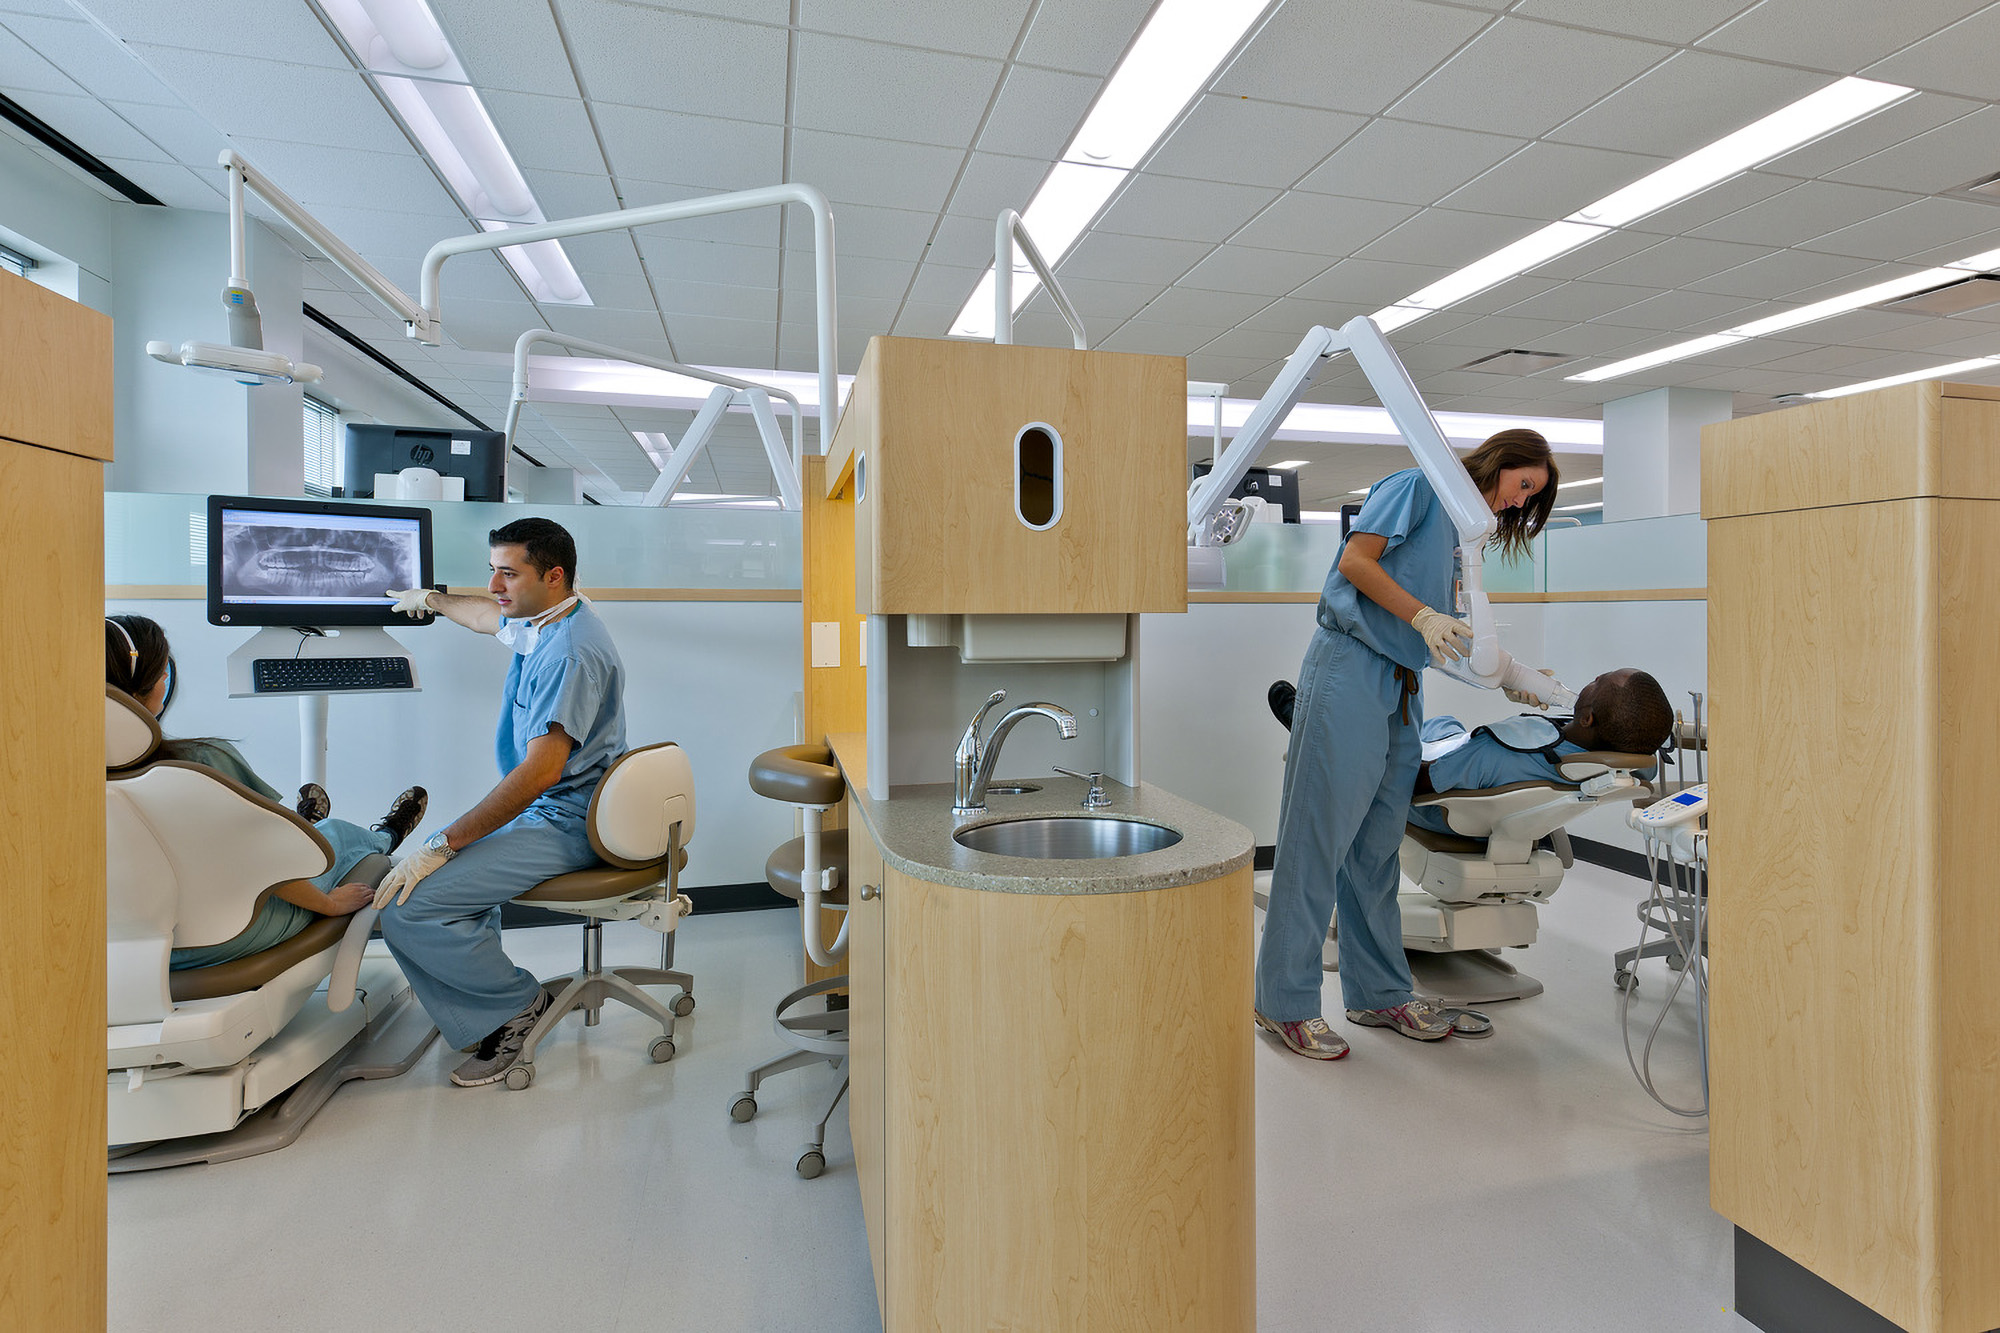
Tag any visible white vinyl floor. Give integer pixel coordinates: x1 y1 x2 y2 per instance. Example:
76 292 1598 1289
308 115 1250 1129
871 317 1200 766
110 860 1750 1333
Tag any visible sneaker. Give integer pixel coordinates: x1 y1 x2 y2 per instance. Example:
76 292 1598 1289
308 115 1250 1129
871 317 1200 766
1254 1010 1349 1060
373 786 428 852
295 782 331 823
1267 680 1296 731
1345 997 1455 1041
450 988 553 1087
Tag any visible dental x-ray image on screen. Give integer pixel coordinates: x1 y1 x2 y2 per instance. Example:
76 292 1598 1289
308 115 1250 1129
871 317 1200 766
220 511 420 604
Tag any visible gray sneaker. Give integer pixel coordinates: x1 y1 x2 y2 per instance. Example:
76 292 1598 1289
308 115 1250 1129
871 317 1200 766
450 988 553 1087
1345 996 1455 1041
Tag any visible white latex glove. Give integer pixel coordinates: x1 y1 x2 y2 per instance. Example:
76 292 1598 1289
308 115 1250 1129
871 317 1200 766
374 840 451 909
386 587 436 618
1410 607 1473 665
1505 667 1558 708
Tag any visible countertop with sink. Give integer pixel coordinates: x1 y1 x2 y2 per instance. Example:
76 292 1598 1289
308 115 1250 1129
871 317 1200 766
827 732 1253 896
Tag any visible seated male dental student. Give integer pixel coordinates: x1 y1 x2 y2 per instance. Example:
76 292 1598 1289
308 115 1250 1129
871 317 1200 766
380 517 626 1087
1267 668 1673 831
105 613 428 969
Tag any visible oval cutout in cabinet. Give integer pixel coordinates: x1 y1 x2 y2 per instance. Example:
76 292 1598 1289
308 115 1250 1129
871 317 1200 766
1014 422 1062 530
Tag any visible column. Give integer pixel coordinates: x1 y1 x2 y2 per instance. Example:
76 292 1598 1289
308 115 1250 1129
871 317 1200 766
1600 385 1733 521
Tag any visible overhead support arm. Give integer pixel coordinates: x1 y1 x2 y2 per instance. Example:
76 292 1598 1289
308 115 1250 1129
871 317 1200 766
994 209 1087 350
421 184 841 455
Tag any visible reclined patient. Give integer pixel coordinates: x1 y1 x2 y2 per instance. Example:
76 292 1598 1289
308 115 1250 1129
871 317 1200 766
106 613 428 970
1268 668 1673 833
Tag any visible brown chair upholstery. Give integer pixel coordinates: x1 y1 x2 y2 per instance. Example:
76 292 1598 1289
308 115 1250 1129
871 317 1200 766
765 828 849 903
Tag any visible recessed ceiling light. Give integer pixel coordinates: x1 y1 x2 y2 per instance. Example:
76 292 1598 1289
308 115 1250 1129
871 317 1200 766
1370 77 1911 333
1556 476 1602 490
951 0 1274 339
1801 355 2000 400
1458 349 1575 374
1554 501 1603 513
1569 333 1748 383
1269 459 1309 469
1874 275 2000 316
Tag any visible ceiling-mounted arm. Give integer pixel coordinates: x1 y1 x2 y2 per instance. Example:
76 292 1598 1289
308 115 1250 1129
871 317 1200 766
994 209 1087 350
505 328 805 509
420 184 840 455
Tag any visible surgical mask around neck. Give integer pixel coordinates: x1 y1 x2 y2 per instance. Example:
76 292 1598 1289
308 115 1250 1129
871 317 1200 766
495 595 579 656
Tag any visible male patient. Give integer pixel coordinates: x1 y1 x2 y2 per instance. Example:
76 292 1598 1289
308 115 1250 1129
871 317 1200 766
1268 668 1673 833
376 517 627 1087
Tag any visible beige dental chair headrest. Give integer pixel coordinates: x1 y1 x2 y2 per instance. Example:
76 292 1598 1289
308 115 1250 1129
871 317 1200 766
106 686 162 771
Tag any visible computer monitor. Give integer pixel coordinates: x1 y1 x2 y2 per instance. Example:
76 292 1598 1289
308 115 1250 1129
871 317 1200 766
341 424 508 502
1189 463 1301 522
207 494 435 628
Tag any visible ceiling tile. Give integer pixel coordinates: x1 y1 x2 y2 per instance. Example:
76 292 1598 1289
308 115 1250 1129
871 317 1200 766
1509 0 1754 44
1055 229 1208 286
1684 180 1919 247
91 156 221 210
1490 279 1654 323
1427 313 1581 349
1294 119 1526 207
1387 18 1671 139
1294 255 1449 306
1619 170 1798 237
128 46 409 155
1697 0 1984 74
782 252 915 303
594 106 784 194
1012 0 1157 77
1441 140 1668 221
905 261 983 308
786 200 938 262
1199 325 1321 362
1358 208 1553 269
1682 246 1889 300
1211 0 1490 116
797 0 1033 59
975 63 1099 161
617 179 782 247
1183 353 1279 388
1568 234 1769 287
1524 226 1666 280
60 1 348 66
1144 95 1367 189
1759 90 1981 179
537 306 670 347
1133 285 1272 329
1241 295 1372 333
792 32 1000 148
945 151 1050 220
1017 272 1158 322
1547 50 1827 160
1096 320 1220 356
1593 289 1767 331
1230 191 1418 256
431 0 580 98
1177 244 1334 298
100 101 228 166
891 300 959 337
521 168 624 221
1826 106 2000 194
562 0 787 122
230 135 459 218
0 25 76 95
787 129 964 213
1095 174 1279 245
4 90 165 161
1795 196 2000 262
1866 6 2000 100
480 91 607 177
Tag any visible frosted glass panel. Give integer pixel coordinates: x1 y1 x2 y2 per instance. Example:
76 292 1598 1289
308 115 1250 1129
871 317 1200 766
105 493 802 590
1543 513 1705 592
1215 523 1345 593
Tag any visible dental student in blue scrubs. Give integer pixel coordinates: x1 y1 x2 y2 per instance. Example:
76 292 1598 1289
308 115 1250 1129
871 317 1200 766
1254 429 1558 1060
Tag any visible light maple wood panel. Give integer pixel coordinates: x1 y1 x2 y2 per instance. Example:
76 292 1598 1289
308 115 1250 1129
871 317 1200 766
847 336 1188 616
1939 396 2000 503
0 271 111 462
845 824 888 1314
801 453 866 987
0 440 107 1332
883 866 1254 1331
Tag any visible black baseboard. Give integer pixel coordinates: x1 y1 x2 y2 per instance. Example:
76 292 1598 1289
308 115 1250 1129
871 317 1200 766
1567 834 1652 880
1733 1228 1938 1333
1254 844 1275 872
500 881 787 931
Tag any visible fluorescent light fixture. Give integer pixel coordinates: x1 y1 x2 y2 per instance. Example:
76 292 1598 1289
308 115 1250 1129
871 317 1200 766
321 0 466 78
632 430 673 468
951 0 1272 339
479 221 589 306
1802 355 2000 399
1557 475 1603 490
1184 396 1603 450
1370 77 1911 333
1729 267 1965 338
1270 459 1309 469
1554 501 1603 513
1300 510 1345 523
1568 333 1748 383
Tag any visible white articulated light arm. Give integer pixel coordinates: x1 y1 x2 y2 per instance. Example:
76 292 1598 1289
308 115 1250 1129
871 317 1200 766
421 183 841 455
1188 315 1571 703
994 209 1088 350
505 329 805 509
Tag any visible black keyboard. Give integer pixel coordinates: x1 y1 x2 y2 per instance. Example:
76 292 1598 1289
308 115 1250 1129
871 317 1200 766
251 656 414 694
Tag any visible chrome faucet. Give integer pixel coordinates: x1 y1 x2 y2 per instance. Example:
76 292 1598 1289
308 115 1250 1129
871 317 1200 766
953 690 1078 815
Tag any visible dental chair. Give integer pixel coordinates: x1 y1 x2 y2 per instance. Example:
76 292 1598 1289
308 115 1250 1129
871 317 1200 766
732 744 849 1179
490 741 697 1091
104 687 434 1172
1396 750 1654 1004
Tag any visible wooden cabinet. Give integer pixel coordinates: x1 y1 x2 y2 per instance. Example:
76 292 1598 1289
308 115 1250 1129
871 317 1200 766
844 816 1254 1331
0 269 112 1332
1703 381 2000 1333
828 336 1188 617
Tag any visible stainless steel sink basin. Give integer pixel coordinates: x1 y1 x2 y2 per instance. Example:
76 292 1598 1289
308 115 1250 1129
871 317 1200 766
953 816 1182 859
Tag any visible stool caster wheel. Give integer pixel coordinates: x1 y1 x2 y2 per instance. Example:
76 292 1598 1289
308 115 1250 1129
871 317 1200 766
729 1093 757 1122
672 993 696 1017
504 1063 535 1091
649 1036 675 1064
1613 970 1637 993
796 1148 825 1179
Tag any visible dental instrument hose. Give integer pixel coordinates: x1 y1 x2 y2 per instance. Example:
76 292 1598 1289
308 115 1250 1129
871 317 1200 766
1621 842 1709 1118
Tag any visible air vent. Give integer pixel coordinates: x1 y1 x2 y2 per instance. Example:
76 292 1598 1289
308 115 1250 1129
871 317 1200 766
1873 275 2000 316
1456 349 1575 374
1949 169 2000 203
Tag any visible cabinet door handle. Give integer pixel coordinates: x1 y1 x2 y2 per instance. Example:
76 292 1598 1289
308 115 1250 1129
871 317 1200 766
859 883 880 900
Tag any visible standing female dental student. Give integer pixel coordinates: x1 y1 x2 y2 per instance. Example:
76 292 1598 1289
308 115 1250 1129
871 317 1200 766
1254 429 1557 1059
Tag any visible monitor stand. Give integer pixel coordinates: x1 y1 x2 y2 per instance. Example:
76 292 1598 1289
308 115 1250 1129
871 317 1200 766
225 626 419 788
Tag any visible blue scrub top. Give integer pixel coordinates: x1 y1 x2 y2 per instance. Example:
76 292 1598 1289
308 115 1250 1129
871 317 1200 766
1422 714 1584 793
498 600 626 820
1317 467 1457 672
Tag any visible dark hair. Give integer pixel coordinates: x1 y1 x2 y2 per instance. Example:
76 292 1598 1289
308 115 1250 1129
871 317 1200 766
489 517 577 589
107 614 174 710
1462 428 1559 559
1597 669 1673 756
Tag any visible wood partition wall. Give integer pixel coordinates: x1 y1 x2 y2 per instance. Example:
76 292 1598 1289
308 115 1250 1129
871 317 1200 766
0 270 111 1329
1704 381 2000 1333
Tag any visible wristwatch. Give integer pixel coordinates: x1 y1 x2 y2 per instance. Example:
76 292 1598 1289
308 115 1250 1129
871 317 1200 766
424 829 456 860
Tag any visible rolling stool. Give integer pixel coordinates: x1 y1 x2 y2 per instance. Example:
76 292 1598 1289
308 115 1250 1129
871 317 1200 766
732 744 851 1178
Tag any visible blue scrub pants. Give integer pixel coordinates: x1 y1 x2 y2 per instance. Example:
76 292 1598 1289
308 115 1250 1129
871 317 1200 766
1257 626 1422 1019
380 807 598 1049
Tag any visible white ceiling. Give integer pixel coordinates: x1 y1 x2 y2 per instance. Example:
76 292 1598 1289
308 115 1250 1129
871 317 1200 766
8 0 2000 505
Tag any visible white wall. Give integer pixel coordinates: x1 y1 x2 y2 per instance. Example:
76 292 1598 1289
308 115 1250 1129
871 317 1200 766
105 598 801 887
0 131 114 312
